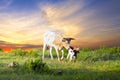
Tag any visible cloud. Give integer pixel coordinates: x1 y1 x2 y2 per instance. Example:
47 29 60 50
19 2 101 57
41 0 88 38
0 13 48 44
0 40 41 48
0 0 120 48
0 0 90 46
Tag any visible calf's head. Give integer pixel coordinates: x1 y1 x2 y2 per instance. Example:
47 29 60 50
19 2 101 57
69 46 80 57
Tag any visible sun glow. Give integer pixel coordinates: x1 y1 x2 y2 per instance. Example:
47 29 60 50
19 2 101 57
0 0 120 48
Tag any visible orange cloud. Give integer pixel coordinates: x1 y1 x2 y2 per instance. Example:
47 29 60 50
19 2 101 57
42 1 85 38
0 13 47 44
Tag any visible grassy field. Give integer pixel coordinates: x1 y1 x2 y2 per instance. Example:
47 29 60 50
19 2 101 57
0 46 120 80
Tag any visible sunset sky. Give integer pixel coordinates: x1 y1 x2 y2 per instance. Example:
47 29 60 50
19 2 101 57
0 0 120 48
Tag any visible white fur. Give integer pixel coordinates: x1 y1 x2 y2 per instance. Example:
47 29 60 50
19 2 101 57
42 30 69 61
67 49 75 61
67 47 80 61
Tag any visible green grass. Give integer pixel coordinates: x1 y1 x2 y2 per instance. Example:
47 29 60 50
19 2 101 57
0 46 120 80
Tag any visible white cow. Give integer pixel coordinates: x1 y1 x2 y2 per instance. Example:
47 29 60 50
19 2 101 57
42 30 74 61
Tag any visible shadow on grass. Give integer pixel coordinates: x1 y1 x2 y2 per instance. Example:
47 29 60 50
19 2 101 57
91 55 120 62
50 68 120 80
0 65 119 80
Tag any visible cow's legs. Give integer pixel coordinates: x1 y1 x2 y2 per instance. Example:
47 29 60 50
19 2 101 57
61 49 64 60
55 47 60 61
49 47 53 60
42 43 46 60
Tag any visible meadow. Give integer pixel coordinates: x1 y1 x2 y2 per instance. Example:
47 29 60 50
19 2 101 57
0 46 120 80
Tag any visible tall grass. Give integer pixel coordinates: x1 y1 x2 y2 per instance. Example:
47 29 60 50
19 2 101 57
78 46 120 61
0 46 120 80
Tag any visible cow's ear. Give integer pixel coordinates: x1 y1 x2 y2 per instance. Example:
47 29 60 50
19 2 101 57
63 38 67 40
76 48 80 53
70 46 74 49
63 38 75 40
70 38 75 40
62 38 66 42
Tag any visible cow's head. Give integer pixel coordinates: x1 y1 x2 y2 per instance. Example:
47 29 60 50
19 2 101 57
62 38 75 49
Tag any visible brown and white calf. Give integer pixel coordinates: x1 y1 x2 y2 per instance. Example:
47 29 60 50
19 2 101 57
67 46 80 62
42 30 74 61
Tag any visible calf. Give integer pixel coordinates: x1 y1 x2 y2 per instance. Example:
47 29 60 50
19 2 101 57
67 46 80 62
